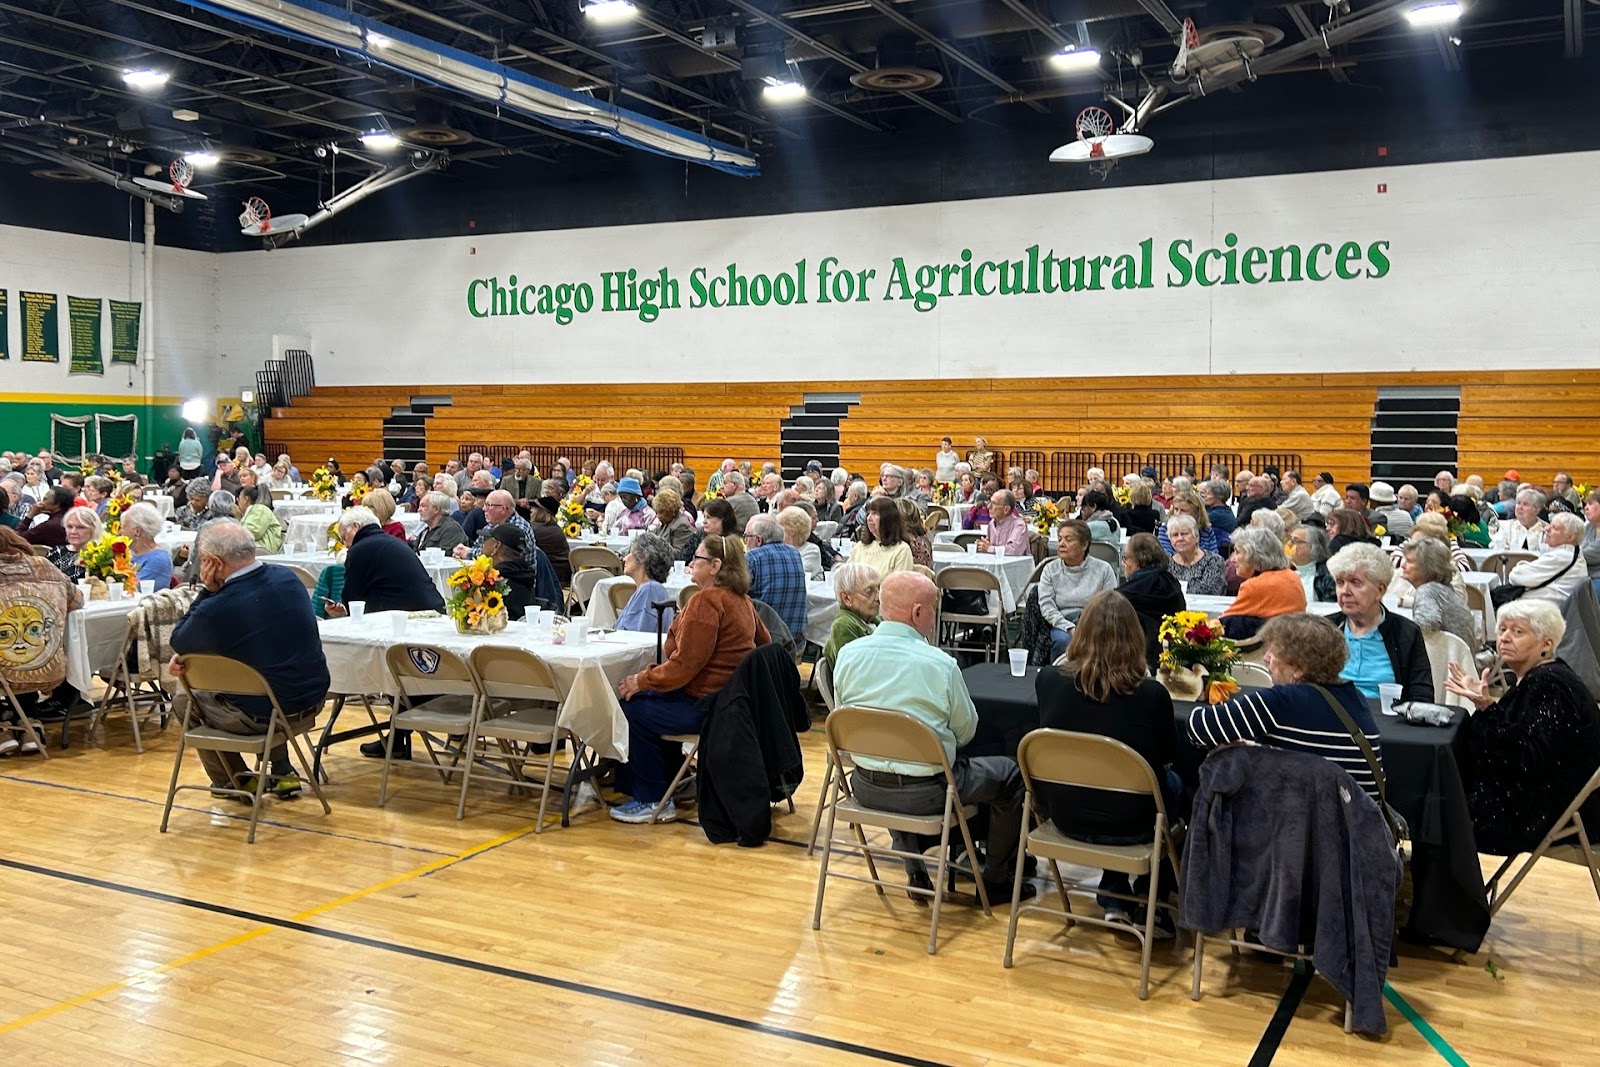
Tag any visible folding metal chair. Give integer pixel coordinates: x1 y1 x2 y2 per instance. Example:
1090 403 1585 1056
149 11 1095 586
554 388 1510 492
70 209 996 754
282 564 319 591
570 545 625 576
805 655 847 856
1231 661 1273 687
160 653 331 843
464 646 569 826
0 675 50 761
1088 541 1121 568
92 605 168 753
1003 729 1182 998
1424 630 1477 711
378 643 481 808
677 584 699 609
952 531 982 549
1486 765 1600 918
1479 550 1537 584
567 568 610 615
923 507 950 533
654 733 701 824
935 565 1005 662
605 577 638 617
811 706 990 955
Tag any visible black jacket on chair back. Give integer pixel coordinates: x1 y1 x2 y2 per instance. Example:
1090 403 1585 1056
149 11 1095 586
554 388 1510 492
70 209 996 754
696 642 809 847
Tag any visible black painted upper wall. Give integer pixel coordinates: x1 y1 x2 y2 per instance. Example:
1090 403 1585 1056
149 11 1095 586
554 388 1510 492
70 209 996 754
4 38 1596 254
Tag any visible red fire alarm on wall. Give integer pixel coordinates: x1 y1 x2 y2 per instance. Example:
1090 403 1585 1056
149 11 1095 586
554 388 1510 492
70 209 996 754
1377 183 1387 194
1377 146 1388 157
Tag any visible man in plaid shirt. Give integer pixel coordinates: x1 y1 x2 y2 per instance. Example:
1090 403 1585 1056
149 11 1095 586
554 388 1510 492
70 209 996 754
742 514 809 639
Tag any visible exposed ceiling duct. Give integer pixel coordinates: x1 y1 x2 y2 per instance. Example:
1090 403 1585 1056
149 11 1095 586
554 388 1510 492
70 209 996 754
176 0 760 176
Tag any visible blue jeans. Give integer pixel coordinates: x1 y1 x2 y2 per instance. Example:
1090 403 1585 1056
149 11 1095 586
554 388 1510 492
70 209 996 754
617 689 705 803
1048 627 1073 663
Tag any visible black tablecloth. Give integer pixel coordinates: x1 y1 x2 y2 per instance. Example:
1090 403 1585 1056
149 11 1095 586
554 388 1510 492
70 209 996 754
963 662 1492 952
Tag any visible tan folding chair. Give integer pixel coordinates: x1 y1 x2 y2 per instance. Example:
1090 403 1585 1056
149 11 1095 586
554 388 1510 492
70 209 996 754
464 646 568 826
160 653 331 843
1004 729 1182 999
92 591 198 752
0 675 50 761
805 655 845 855
269 488 292 502
952 530 982 550
812 706 991 955
606 577 638 617
282 564 319 591
570 545 625 576
935 565 1005 662
911 564 936 581
931 541 965 554
567 568 610 615
1424 629 1477 711
1231 661 1273 687
377 644 482 808
1088 541 1121 568
1485 765 1600 918
1463 582 1490 644
31 545 49 557
1479 550 1537 584
677 584 699 609
654 733 701 823
923 507 949 533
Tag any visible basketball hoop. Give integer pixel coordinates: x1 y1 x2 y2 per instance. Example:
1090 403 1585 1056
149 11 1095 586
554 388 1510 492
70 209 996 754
1184 17 1201 49
1074 106 1116 159
1050 106 1155 179
239 196 272 233
169 158 194 194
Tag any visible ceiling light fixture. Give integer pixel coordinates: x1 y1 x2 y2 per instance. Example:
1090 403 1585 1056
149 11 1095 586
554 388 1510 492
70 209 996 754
584 0 637 23
1049 46 1102 72
122 68 170 90
184 150 220 168
1405 2 1462 27
172 108 200 122
359 130 403 150
761 77 806 102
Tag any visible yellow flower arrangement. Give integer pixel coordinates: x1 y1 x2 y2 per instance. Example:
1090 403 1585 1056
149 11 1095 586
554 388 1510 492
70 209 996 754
78 459 97 476
571 473 595 496
309 466 337 502
326 520 342 555
103 493 135 536
557 495 595 535
931 480 957 506
1112 485 1132 508
346 480 369 505
447 555 511 631
79 534 138 593
1030 498 1061 538
1157 611 1240 704
1373 524 1387 537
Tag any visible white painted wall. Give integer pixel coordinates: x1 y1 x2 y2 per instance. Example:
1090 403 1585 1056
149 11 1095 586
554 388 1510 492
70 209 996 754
0 221 218 399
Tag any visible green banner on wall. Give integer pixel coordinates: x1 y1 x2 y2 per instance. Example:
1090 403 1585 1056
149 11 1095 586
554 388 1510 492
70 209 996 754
109 300 141 365
19 291 58 362
67 295 103 375
0 289 8 360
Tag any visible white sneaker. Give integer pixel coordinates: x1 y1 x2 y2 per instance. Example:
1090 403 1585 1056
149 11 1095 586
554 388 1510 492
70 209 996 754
0 736 17 757
1102 906 1132 927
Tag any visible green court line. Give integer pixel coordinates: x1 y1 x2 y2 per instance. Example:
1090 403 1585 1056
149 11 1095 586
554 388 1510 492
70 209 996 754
1384 983 1471 1066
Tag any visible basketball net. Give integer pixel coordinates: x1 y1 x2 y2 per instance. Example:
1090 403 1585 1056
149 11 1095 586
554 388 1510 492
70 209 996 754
169 158 194 194
240 197 271 233
1183 18 1201 49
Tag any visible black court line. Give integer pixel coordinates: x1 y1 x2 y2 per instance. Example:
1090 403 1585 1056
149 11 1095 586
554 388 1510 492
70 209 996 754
0 772 454 856
0 857 949 1067
1247 965 1311 1067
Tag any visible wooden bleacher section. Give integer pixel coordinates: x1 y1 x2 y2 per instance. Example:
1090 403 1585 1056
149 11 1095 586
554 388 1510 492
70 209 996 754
266 370 1600 485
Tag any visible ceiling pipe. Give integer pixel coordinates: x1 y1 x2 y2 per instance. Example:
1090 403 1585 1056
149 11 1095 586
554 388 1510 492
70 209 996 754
987 58 1360 105
177 0 759 175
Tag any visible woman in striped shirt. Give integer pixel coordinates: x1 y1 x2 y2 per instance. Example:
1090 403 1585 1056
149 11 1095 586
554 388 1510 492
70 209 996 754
1188 612 1383 800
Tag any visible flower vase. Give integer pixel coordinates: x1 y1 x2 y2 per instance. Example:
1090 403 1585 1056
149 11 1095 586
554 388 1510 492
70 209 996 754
1157 664 1207 702
87 576 109 601
454 611 508 636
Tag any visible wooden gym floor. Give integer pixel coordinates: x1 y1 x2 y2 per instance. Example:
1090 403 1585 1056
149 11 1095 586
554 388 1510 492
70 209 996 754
0 702 1596 1066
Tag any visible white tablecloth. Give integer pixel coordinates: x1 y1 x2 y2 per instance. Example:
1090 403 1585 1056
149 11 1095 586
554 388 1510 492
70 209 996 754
276 498 341 520
261 552 462 602
931 552 1037 614
283 509 424 549
566 535 635 555
318 614 655 760
145 495 174 520
156 529 196 551
65 598 141 692
586 573 839 646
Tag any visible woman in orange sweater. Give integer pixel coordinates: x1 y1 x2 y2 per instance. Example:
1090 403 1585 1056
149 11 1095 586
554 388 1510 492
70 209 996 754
1220 526 1308 639
612 534 769 824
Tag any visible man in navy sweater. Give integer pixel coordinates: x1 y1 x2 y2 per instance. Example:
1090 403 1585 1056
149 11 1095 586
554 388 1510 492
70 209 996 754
330 507 446 616
169 520 329 796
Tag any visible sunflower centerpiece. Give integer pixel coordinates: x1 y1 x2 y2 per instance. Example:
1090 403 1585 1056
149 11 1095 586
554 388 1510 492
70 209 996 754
931 480 957 506
446 554 511 634
558 494 596 539
78 534 139 598
1030 498 1061 538
1156 611 1241 703
309 466 338 502
103 493 135 536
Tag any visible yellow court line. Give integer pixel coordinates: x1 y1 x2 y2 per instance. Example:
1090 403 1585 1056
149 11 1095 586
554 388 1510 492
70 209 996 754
0 819 540 1036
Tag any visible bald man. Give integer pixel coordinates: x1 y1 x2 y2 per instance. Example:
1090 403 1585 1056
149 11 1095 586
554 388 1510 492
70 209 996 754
832 572 1033 905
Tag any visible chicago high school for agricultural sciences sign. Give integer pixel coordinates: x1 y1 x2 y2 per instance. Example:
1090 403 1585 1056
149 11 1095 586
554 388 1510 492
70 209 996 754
464 234 1392 326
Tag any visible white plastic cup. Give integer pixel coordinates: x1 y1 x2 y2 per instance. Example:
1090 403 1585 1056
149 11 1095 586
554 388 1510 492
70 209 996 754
967 543 978 555
108 583 124 601
1378 683 1403 715
672 560 686 577
568 617 589 646
140 579 155 596
391 613 407 637
528 607 544 632
1179 579 1190 597
993 545 1006 561
1008 648 1028 678
348 600 366 620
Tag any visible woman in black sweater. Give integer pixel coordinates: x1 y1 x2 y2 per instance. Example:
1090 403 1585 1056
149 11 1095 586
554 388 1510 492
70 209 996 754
1034 589 1182 927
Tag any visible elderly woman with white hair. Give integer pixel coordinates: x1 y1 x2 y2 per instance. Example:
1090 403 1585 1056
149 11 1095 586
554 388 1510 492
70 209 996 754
53 505 104 580
1325 542 1434 702
616 531 678 633
120 501 173 588
1287 522 1336 603
823 561 880 669
1392 536 1476 647
1447 599 1600 855
1491 488 1550 553
1219 526 1307 640
839 479 870 536
1504 512 1588 605
1163 513 1226 596
776 505 823 581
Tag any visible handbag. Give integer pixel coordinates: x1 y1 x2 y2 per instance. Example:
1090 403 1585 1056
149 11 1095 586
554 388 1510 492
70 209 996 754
1490 545 1579 608
1313 685 1414 931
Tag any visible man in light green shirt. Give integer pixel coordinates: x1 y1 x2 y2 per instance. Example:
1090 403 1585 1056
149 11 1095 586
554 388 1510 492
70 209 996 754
833 571 1029 902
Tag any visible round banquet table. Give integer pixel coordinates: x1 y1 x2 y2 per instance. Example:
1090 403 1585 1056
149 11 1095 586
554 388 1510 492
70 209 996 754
585 571 839 647
960 662 1491 952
